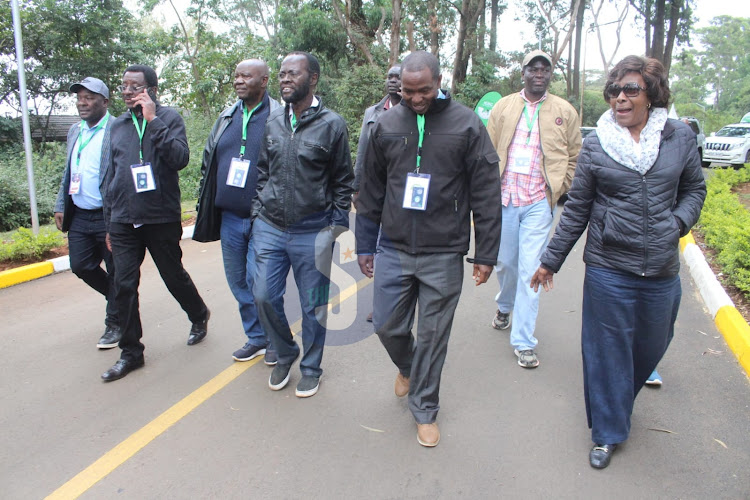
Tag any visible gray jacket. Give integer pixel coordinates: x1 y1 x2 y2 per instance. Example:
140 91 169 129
54 117 113 231
540 119 706 278
354 95 391 191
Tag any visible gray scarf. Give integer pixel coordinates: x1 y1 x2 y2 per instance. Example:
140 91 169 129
595 107 668 175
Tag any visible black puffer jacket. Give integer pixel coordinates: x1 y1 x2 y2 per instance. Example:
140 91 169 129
251 98 353 232
540 119 706 278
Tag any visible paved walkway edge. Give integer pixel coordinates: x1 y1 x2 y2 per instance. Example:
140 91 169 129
0 225 195 289
680 232 750 377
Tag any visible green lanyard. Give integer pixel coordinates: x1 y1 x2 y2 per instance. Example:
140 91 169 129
130 111 148 164
522 100 542 145
240 101 262 158
76 113 109 168
415 114 425 172
290 112 297 131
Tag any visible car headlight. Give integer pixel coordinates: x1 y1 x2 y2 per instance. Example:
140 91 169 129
729 142 744 150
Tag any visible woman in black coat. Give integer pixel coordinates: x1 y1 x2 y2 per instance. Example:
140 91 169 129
530 55 706 469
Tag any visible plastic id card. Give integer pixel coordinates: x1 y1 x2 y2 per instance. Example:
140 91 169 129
130 163 156 193
508 146 533 175
68 172 82 195
227 158 250 188
402 172 431 211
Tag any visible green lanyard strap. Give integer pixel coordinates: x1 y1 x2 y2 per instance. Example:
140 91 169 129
130 111 148 164
415 114 425 172
76 113 109 168
240 101 262 158
522 100 542 145
290 112 297 131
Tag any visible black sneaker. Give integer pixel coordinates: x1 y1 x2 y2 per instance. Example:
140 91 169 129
269 363 293 391
491 310 511 330
97 325 121 349
232 342 267 362
264 349 278 366
295 375 320 398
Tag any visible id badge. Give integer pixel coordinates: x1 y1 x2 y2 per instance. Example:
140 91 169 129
68 172 82 195
402 172 431 211
227 158 250 188
130 163 156 193
508 147 533 175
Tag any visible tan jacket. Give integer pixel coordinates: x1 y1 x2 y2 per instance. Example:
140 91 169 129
486 92 581 208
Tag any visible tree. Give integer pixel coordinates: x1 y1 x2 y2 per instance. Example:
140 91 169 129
0 0 161 139
628 0 694 75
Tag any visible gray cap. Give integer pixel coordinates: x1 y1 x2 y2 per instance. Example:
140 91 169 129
522 50 553 68
69 77 109 99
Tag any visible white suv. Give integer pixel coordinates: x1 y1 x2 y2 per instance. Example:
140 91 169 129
703 123 750 168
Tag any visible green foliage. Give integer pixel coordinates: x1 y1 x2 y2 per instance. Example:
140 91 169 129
0 227 64 261
326 65 386 162
180 113 214 201
0 143 66 231
453 57 503 108
697 166 750 295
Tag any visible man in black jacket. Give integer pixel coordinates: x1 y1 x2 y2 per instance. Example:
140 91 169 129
355 51 502 447
101 65 210 382
252 52 354 398
193 59 279 365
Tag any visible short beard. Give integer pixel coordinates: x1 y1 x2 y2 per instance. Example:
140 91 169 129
282 78 312 104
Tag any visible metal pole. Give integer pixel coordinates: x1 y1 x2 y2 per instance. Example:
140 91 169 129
11 0 40 234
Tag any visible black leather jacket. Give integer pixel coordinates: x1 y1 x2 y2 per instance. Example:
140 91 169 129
251 98 354 232
541 119 706 278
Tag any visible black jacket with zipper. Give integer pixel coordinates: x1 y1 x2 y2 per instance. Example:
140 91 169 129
540 119 706 278
355 91 503 266
251 98 354 232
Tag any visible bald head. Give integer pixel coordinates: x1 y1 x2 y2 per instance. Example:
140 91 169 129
234 59 270 106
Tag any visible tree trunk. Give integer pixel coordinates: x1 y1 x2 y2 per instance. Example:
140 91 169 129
428 0 440 57
571 0 585 102
451 0 485 93
650 0 665 60
489 0 498 52
389 0 402 68
662 0 682 75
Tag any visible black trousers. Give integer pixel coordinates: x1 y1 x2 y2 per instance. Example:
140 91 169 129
109 222 208 362
68 207 118 327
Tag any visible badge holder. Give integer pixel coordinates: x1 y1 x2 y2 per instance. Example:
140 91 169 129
131 163 156 193
403 172 431 211
227 158 251 188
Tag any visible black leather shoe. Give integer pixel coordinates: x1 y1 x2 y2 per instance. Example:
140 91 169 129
101 358 144 382
589 443 618 469
97 325 121 349
187 309 210 346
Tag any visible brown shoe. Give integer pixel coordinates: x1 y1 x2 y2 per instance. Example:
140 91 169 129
394 373 410 397
417 423 440 447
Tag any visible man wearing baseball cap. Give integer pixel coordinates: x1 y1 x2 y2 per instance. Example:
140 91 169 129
54 77 120 349
485 50 581 368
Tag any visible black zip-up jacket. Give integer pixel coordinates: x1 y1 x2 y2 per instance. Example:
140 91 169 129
540 119 706 278
251 98 354 232
355 91 503 266
193 93 280 242
105 103 189 228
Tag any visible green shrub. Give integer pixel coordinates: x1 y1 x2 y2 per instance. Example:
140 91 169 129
697 165 750 294
0 226 65 261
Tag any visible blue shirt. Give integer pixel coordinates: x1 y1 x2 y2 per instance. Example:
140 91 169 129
71 113 108 210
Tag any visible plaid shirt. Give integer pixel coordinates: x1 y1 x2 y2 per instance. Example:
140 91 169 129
502 90 548 207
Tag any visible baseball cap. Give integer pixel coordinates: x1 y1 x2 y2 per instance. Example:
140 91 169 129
522 50 553 68
69 77 109 99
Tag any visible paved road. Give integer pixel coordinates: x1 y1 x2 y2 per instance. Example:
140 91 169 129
2 219 749 499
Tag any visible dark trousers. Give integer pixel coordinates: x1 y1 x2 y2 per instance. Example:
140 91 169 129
372 247 464 424
582 266 681 444
109 222 208 362
68 207 118 327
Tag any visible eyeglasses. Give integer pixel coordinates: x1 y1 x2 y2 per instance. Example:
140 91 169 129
606 82 647 98
117 84 147 93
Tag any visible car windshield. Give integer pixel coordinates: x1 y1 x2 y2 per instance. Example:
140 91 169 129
715 126 750 138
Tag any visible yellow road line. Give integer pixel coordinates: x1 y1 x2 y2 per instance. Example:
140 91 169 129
46 276 373 500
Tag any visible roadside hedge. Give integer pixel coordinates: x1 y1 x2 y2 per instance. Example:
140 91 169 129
697 166 750 295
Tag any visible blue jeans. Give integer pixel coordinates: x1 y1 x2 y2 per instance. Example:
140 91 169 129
494 199 554 350
252 219 334 378
220 211 267 348
582 266 681 444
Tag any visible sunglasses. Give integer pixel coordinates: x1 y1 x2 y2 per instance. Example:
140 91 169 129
606 82 647 98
